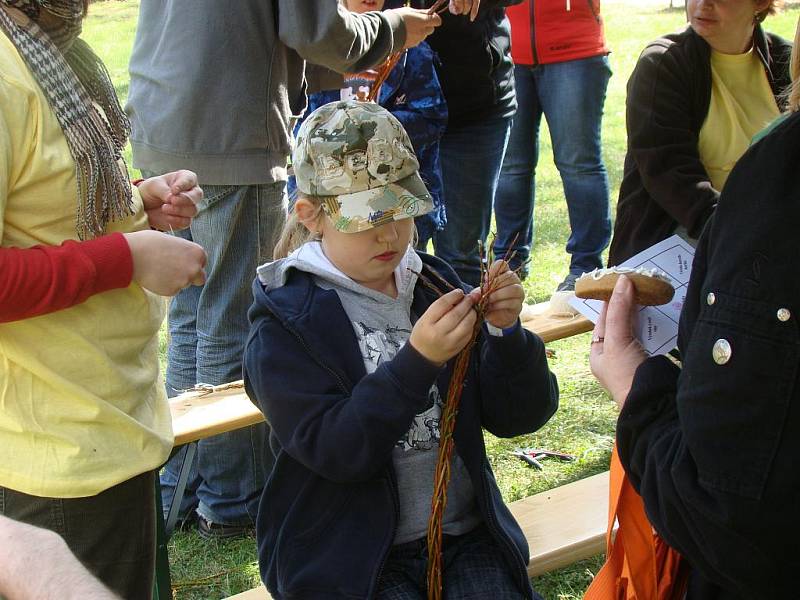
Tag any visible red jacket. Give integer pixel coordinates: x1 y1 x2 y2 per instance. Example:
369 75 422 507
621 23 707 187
507 0 608 66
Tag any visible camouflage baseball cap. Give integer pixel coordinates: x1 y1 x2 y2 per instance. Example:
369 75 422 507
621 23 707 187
292 100 434 233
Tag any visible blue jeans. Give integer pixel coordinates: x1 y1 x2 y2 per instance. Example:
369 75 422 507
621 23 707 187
376 525 540 599
495 56 612 278
433 117 512 287
155 180 287 526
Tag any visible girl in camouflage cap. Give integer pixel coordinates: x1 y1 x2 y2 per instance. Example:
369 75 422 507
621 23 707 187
244 100 558 599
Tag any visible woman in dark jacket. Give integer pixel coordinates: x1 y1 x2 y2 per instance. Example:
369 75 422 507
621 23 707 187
589 38 800 594
609 0 791 265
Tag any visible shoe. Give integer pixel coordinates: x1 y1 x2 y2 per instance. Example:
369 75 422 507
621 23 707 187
549 272 582 316
196 514 254 541
555 272 581 293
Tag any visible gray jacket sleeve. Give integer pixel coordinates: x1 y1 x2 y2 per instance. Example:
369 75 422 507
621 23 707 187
278 3 406 74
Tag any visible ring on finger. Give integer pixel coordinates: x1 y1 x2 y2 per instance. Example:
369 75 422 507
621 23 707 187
591 335 605 344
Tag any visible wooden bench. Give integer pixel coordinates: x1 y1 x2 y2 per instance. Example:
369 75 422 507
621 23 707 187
167 301 592 449
156 301 596 598
225 471 610 599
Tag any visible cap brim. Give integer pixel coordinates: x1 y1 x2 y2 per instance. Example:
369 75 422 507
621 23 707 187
323 172 434 233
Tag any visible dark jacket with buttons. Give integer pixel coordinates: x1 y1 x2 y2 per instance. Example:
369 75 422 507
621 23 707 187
609 25 792 265
243 252 558 599
617 111 800 600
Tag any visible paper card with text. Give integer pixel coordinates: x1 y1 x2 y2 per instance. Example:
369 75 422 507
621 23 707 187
568 235 696 355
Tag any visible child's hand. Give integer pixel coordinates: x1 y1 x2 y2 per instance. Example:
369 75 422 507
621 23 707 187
474 260 524 330
409 289 477 366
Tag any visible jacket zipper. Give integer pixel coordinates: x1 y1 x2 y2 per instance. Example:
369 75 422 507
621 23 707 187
267 304 400 598
480 461 532 598
269 307 352 397
529 0 539 65
372 469 400 597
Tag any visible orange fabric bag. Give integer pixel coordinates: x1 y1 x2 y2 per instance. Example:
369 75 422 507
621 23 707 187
584 446 689 600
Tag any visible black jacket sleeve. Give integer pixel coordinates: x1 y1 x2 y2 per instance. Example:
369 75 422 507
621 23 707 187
616 114 800 598
477 324 559 438
624 37 719 237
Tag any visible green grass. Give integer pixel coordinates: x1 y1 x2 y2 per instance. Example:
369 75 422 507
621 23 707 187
81 2 800 598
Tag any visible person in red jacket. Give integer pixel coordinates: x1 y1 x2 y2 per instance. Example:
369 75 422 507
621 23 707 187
495 0 611 295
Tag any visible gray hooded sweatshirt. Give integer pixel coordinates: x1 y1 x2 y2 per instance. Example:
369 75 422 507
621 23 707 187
126 2 406 184
258 242 482 544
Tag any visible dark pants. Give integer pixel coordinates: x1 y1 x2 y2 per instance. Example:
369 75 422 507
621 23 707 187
0 470 156 600
433 117 513 287
377 524 538 599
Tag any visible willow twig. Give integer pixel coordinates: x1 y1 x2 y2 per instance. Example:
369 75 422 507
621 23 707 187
425 235 513 600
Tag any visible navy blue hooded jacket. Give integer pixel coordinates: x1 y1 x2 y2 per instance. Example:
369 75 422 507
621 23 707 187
243 252 558 599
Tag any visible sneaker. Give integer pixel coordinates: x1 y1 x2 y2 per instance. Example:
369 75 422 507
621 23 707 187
555 272 581 293
196 514 254 541
549 272 582 316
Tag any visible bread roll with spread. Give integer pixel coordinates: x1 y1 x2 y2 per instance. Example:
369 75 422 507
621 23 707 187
574 267 675 306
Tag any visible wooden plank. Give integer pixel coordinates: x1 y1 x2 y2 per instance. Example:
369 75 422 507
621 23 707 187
227 587 272 600
510 471 609 576
169 301 592 447
170 385 263 446
224 472 610 599
521 301 593 343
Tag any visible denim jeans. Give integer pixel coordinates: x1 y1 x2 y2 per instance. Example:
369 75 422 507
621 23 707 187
495 56 612 278
152 179 286 526
433 116 512 287
376 525 540 599
0 472 156 599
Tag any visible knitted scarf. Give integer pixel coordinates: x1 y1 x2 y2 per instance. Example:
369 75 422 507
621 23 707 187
0 0 132 239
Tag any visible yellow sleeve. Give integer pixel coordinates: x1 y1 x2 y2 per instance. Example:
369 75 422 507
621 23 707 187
0 72 38 243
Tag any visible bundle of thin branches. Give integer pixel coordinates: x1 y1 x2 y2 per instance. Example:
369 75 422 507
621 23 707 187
416 239 515 600
366 0 448 103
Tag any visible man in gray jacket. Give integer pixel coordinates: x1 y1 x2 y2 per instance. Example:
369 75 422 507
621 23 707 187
126 2 440 539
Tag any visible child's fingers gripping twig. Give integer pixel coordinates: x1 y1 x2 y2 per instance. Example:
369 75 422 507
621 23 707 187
478 260 524 329
409 289 477 366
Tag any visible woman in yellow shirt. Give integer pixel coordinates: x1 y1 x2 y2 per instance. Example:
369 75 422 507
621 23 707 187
609 0 791 264
0 0 206 597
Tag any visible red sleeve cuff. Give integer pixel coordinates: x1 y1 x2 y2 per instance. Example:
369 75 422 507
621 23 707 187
71 232 134 293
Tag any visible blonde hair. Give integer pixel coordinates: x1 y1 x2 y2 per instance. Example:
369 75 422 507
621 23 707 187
272 195 327 259
786 17 800 113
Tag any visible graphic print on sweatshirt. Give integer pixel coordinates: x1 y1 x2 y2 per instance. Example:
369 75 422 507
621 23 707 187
353 320 443 453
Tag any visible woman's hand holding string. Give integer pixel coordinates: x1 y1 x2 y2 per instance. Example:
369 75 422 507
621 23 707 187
123 230 207 297
391 8 442 49
138 169 203 232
